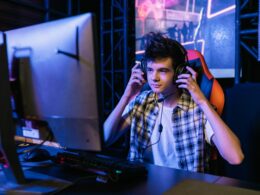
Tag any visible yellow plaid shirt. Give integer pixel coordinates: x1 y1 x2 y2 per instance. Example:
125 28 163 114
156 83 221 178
125 90 210 172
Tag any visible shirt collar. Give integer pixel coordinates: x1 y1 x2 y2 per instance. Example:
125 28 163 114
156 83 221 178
146 90 191 112
146 91 159 104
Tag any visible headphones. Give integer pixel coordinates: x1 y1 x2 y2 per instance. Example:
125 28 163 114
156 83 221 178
139 39 190 83
172 40 190 80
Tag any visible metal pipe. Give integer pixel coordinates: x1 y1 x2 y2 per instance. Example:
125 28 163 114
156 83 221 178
100 0 105 120
235 0 240 84
240 41 258 60
111 0 115 108
240 0 249 10
240 29 258 35
44 0 49 21
123 0 128 87
240 12 258 19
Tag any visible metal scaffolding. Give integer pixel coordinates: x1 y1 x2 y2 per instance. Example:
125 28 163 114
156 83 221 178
100 0 135 121
235 0 259 83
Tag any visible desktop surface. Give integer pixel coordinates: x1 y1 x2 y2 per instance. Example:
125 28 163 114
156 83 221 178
23 158 260 195
0 167 72 194
2 155 260 195
24 159 220 194
164 179 260 195
2 143 260 194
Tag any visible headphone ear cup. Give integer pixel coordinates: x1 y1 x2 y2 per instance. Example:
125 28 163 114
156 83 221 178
174 65 186 82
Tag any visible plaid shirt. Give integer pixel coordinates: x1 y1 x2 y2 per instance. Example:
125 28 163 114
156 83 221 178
126 90 210 172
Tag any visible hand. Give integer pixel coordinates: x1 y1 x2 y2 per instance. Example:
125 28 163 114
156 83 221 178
123 63 146 100
176 66 207 106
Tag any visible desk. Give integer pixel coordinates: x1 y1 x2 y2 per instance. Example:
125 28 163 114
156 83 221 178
25 161 260 194
215 176 260 191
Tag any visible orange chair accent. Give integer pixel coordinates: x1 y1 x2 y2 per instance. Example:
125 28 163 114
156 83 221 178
187 50 225 115
187 50 225 173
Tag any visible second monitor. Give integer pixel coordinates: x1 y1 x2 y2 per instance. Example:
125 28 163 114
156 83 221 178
6 13 102 152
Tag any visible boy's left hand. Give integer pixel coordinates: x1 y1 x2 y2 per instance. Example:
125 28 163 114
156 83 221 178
176 66 208 106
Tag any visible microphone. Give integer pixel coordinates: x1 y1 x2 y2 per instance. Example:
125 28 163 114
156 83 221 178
158 100 164 133
155 92 175 133
158 123 163 133
157 92 174 103
141 96 164 156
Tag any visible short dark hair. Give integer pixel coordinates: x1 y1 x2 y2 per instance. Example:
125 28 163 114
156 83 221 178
143 32 187 70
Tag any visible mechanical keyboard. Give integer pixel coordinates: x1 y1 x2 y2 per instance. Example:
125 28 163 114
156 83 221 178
53 152 148 183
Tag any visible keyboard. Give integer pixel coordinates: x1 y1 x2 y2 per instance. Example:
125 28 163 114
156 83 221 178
53 152 148 183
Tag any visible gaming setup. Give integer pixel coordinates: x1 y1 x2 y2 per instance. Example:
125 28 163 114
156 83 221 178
0 13 147 194
1 7 260 195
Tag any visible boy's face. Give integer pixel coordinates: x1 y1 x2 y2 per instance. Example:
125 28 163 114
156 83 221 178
146 57 175 95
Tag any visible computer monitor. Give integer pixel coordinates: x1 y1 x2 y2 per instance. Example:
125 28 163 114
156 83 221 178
0 32 26 187
5 13 102 152
1 31 71 194
1 13 101 193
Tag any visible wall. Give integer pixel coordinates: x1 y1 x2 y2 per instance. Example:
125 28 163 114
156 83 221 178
221 83 260 183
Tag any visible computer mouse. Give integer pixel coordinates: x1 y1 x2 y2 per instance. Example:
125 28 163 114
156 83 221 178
24 148 51 162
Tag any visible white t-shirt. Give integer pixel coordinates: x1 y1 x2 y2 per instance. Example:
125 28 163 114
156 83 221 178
143 102 214 169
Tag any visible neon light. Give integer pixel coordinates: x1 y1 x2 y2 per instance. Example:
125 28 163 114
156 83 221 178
207 0 235 19
136 50 144 55
182 39 205 55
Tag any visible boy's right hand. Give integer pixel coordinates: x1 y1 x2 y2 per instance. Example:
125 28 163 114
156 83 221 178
123 62 146 100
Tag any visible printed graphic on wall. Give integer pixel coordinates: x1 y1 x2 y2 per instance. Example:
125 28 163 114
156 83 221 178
135 0 236 77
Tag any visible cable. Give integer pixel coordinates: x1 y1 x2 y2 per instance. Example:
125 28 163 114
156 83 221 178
17 122 54 156
141 100 164 157
139 92 177 160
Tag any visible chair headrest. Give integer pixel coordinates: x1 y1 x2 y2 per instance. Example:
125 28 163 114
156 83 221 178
188 58 213 99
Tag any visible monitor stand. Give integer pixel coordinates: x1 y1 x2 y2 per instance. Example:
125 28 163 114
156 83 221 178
0 169 72 194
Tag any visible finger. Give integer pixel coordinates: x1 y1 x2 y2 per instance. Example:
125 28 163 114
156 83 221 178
186 66 197 80
177 84 188 89
186 66 195 74
175 78 189 84
192 74 197 81
131 78 144 86
132 69 145 76
177 74 197 83
176 78 197 88
178 83 195 90
135 60 141 65
131 74 146 84
132 72 145 81
177 73 192 79
132 62 142 70
132 68 144 75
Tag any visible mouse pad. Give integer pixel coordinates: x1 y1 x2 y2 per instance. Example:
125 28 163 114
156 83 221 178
164 179 260 195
